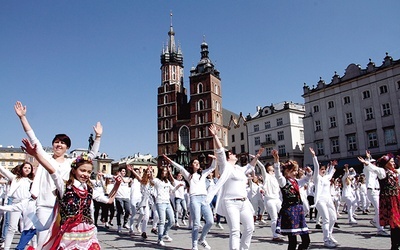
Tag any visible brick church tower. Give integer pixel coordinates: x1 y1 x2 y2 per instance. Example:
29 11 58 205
157 15 227 167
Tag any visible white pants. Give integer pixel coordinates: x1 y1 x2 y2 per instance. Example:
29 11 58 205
367 189 384 231
315 199 337 242
342 196 357 222
225 199 254 250
36 206 55 249
264 198 281 238
4 210 21 250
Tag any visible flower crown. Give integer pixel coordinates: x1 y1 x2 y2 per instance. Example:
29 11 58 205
71 153 93 168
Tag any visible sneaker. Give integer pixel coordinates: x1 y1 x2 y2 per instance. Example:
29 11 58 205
117 226 122 233
105 222 110 229
141 232 148 239
135 224 142 233
181 220 187 226
192 246 199 250
309 218 316 223
324 239 336 248
162 235 173 242
334 222 340 228
151 228 158 235
158 240 165 246
330 236 338 244
108 221 114 226
216 223 224 230
259 219 267 225
198 239 211 250
377 230 390 237
315 224 322 229
175 222 180 228
349 220 357 225
272 237 284 242
123 223 129 229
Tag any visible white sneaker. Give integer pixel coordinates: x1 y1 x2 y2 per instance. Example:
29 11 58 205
135 224 142 233
158 240 165 246
330 236 338 244
181 220 187 226
309 218 316 223
162 235 173 242
324 239 336 248
175 222 180 228
199 239 211 250
259 220 267 225
377 230 390 237
216 223 224 230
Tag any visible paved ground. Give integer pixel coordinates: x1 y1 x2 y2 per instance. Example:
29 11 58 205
9 209 391 249
96 209 389 250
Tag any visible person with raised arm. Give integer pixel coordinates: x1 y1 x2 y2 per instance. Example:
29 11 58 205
14 101 103 248
21 139 122 250
163 154 216 250
310 147 338 248
358 153 399 249
206 124 262 250
273 149 311 250
256 157 284 242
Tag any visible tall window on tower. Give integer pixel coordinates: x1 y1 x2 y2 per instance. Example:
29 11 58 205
197 83 203 93
179 126 190 149
198 100 204 111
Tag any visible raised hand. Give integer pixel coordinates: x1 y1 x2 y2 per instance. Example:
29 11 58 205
309 147 315 157
14 101 27 118
21 138 37 156
93 122 103 137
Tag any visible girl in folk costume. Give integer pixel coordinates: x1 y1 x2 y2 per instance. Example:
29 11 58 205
358 154 400 250
22 139 122 250
273 149 312 250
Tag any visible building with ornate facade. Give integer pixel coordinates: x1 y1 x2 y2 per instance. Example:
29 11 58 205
302 53 400 169
157 18 227 167
246 102 305 166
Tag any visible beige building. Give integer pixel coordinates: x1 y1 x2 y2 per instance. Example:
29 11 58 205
0 146 38 171
302 53 400 169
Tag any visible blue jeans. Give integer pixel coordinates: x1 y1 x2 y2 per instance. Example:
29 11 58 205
156 202 175 241
16 228 36 250
174 197 188 221
190 195 213 247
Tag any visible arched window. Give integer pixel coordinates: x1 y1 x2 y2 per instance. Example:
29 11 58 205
197 82 203 93
165 132 170 142
164 95 168 104
198 114 204 124
198 100 204 111
179 126 190 149
165 120 169 129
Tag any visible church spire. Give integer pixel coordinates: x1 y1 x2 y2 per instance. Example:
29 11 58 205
161 12 183 65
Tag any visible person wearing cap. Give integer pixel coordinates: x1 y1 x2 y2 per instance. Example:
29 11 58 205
358 153 400 249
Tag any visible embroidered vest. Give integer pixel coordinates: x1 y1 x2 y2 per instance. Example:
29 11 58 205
59 184 93 225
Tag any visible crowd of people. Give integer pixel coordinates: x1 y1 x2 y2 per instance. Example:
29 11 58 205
0 101 399 250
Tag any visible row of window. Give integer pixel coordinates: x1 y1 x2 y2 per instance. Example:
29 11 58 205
253 116 304 132
255 145 286 157
231 132 245 143
314 127 396 155
315 103 392 131
195 82 220 95
312 84 391 113
253 130 304 146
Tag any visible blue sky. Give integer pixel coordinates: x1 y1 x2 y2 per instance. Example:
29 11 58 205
1 1 399 160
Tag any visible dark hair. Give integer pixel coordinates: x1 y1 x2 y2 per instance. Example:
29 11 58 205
188 159 202 176
118 166 126 172
157 166 174 184
12 162 34 180
52 134 71 148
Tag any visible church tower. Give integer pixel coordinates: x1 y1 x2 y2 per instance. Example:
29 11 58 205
188 39 227 163
157 15 226 167
157 14 190 165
